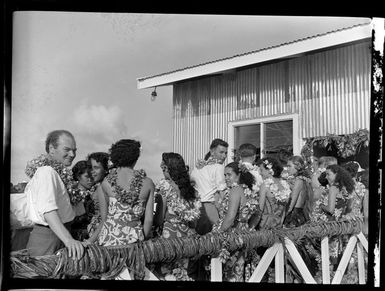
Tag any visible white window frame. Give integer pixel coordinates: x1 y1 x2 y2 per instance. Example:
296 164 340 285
227 113 300 162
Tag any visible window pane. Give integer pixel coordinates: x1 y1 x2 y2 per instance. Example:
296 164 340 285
235 124 260 156
264 120 293 157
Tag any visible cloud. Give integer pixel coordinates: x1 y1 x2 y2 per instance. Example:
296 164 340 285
72 103 128 143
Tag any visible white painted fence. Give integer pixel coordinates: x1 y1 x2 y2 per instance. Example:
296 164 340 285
211 232 368 284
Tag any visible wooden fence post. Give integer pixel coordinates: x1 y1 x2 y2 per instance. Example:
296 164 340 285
284 238 317 283
321 236 330 284
331 236 357 284
211 257 222 282
248 243 279 282
275 243 285 283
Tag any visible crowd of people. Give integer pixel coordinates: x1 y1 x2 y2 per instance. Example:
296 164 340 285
18 129 369 282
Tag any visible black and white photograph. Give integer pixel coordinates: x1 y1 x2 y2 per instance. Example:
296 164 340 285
2 3 384 291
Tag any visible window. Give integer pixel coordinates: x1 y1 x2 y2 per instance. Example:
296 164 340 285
264 120 293 157
228 114 299 161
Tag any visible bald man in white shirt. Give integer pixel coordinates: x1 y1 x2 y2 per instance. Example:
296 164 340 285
25 130 84 259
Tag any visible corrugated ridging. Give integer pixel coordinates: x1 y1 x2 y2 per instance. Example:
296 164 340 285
173 41 371 168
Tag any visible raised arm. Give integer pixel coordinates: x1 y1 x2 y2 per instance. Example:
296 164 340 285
219 187 242 232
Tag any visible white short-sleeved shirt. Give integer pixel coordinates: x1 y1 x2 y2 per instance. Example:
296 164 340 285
25 166 75 226
190 163 227 203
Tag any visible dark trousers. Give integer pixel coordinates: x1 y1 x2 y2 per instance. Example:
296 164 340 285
26 222 72 256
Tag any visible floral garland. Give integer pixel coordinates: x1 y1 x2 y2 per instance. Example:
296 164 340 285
238 161 263 192
310 186 329 223
263 178 291 204
301 129 369 165
155 179 201 223
25 154 93 205
195 156 223 169
281 167 294 181
107 168 146 205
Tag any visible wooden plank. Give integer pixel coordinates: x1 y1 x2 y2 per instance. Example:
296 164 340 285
356 232 368 252
331 236 357 284
356 241 366 284
275 243 285 283
144 267 159 281
321 236 331 284
284 238 317 284
211 257 223 282
248 243 279 282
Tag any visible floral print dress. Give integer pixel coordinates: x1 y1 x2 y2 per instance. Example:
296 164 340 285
259 178 291 230
213 184 259 282
305 185 356 283
154 178 201 281
98 169 147 246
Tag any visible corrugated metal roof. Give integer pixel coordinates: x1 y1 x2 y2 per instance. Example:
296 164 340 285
137 21 372 89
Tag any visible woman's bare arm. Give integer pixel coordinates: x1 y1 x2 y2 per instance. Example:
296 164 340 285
219 187 242 232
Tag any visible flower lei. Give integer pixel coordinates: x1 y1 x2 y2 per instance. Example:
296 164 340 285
195 156 223 169
25 154 93 205
310 187 329 223
107 168 146 205
263 178 291 204
155 178 201 223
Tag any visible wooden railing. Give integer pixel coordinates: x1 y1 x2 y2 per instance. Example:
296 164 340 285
10 219 367 283
210 232 368 284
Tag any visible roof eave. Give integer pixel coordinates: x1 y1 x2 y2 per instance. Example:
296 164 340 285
137 22 372 90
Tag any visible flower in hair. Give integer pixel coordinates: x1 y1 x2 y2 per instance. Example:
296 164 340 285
263 160 274 176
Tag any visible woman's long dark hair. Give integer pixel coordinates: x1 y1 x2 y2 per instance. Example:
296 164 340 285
288 155 313 218
289 155 311 179
162 152 197 201
225 162 255 190
327 164 355 194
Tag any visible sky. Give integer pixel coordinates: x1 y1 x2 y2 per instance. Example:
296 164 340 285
9 12 372 184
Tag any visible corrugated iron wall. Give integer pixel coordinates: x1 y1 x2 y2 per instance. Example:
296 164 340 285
173 40 371 168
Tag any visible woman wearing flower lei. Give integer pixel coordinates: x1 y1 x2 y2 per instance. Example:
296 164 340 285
283 155 313 228
149 152 201 281
83 152 109 245
342 161 366 221
280 155 318 283
69 160 96 242
211 161 258 282
311 156 338 202
338 161 368 283
258 157 290 230
97 139 154 280
305 164 356 282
